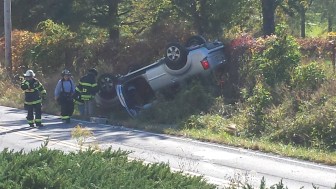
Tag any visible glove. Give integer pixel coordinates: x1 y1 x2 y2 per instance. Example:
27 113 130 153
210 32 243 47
41 93 47 100
73 91 81 101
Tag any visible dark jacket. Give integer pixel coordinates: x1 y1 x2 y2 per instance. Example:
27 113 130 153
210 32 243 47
75 73 98 101
21 78 47 105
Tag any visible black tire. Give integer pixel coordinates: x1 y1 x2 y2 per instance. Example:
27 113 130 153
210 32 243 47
185 35 206 48
164 42 188 70
97 73 117 96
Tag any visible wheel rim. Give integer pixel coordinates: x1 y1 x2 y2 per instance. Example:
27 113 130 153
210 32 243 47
167 46 181 61
99 76 114 92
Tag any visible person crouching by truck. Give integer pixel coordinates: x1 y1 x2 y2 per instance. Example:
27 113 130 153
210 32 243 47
54 69 75 123
73 68 99 118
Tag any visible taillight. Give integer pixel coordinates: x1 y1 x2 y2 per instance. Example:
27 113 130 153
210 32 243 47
201 59 210 70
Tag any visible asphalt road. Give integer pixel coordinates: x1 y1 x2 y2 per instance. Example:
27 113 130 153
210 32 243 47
0 105 335 188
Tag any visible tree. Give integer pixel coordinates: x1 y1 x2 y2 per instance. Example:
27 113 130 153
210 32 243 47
171 0 212 35
171 0 254 36
119 0 172 36
225 0 261 34
10 0 74 31
287 0 314 38
261 0 284 36
317 0 336 32
72 0 122 43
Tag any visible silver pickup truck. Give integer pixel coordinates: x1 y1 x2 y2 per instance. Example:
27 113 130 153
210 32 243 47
96 35 227 117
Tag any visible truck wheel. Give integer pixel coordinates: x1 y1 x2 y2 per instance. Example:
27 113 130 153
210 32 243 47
164 42 188 70
98 73 117 95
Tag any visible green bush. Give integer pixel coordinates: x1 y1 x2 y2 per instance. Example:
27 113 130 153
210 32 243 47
290 61 326 91
251 25 301 87
0 147 215 189
22 20 108 75
272 96 336 149
243 80 272 136
27 19 77 73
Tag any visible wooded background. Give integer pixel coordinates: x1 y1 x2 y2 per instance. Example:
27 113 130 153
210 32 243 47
0 0 335 76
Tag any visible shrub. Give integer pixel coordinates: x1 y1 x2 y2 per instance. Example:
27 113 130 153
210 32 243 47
0 147 215 189
26 20 77 73
265 88 336 150
243 80 272 136
251 25 301 87
138 79 215 124
8 30 38 73
184 114 227 133
19 20 111 75
279 96 336 149
290 61 326 91
0 69 24 108
296 38 333 60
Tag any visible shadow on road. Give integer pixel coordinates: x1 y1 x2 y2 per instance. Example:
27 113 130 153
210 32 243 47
0 105 170 148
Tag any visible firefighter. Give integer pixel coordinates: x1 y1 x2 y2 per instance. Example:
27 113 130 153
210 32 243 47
21 70 47 127
54 69 75 123
73 68 99 117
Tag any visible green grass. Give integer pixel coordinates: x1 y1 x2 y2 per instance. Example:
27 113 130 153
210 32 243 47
173 128 336 165
128 122 336 166
306 22 328 38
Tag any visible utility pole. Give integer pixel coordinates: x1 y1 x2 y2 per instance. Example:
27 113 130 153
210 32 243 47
4 0 12 76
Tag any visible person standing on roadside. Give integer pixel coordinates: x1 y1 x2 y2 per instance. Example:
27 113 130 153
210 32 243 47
54 69 75 123
73 68 99 118
21 70 47 127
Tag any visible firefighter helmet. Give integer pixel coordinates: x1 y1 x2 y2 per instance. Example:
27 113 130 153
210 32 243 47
61 69 71 76
88 68 98 76
23 70 35 77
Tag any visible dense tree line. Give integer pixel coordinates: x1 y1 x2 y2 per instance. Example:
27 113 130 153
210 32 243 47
1 0 335 37
1 0 336 73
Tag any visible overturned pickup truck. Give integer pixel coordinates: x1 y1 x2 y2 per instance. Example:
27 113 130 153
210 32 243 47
95 35 227 117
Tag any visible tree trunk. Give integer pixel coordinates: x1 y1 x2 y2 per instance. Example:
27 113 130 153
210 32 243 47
190 1 203 35
300 7 306 38
261 0 276 36
328 15 333 32
198 0 207 35
107 0 120 45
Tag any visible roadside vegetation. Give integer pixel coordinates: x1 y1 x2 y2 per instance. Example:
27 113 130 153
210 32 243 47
0 145 215 189
1 0 336 187
1 145 317 189
133 26 336 166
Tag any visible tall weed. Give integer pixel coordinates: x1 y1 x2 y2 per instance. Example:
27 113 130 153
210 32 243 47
138 79 215 124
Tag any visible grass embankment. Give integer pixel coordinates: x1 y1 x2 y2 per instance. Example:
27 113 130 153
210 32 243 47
1 71 335 166
126 82 336 166
170 129 336 165
1 74 335 188
126 121 336 166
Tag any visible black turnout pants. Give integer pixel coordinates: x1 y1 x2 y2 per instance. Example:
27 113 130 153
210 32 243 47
60 99 74 120
25 103 42 124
